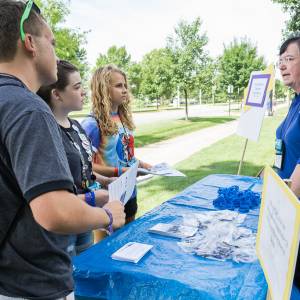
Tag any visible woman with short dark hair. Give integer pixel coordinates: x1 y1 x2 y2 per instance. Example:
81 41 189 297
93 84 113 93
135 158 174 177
38 60 117 255
275 35 300 289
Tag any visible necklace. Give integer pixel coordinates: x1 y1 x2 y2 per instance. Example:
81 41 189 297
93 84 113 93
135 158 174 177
64 121 94 191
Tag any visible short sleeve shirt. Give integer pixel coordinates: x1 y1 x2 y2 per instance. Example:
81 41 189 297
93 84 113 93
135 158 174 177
60 119 93 194
276 94 300 179
0 75 75 299
82 113 137 198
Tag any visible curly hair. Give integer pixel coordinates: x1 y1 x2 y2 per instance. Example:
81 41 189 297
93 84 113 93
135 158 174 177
91 64 135 136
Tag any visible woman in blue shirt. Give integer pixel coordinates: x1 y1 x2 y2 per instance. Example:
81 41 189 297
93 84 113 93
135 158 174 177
275 35 300 180
275 35 300 290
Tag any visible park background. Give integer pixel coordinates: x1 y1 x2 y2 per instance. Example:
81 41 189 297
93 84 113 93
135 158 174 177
36 0 299 215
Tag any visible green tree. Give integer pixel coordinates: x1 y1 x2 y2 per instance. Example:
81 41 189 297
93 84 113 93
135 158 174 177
95 46 131 71
127 62 142 98
195 59 218 103
139 48 175 107
218 39 266 100
275 79 290 99
271 0 300 34
37 0 89 79
167 17 208 119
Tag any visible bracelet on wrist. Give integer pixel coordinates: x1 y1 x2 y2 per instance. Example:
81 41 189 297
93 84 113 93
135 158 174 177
85 191 96 207
114 167 118 177
103 208 113 234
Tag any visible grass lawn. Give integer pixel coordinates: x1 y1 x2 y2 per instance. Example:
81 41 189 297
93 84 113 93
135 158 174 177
135 116 236 147
136 107 287 217
69 103 185 118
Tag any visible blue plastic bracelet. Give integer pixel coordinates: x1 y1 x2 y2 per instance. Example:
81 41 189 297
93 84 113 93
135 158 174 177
85 191 96 207
103 208 113 234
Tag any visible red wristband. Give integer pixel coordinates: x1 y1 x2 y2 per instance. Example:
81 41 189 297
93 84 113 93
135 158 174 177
114 167 118 177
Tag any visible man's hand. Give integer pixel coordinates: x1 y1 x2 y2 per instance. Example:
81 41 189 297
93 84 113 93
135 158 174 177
103 201 125 229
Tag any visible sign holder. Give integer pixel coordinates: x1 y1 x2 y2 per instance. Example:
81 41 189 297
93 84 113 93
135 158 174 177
236 66 274 175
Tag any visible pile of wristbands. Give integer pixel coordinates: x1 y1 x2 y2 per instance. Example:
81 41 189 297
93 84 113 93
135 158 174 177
213 185 261 213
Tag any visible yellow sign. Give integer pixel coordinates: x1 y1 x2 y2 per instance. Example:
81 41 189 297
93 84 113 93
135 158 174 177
256 166 300 300
242 64 275 112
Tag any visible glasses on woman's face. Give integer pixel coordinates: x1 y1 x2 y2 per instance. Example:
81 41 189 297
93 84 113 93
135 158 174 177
20 0 41 42
276 55 300 68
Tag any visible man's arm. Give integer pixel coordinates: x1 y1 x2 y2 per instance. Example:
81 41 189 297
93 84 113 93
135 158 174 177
30 190 125 234
290 164 300 197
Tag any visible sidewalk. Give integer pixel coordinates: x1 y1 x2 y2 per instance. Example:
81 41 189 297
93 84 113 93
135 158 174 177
135 102 287 167
135 120 238 166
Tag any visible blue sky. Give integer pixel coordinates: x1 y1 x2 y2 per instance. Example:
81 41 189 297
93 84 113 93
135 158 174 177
65 0 288 68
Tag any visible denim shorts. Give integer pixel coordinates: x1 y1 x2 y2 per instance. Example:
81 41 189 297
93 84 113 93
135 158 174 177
68 231 93 256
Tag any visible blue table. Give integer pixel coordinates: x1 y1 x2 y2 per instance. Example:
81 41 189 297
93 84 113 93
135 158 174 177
73 174 267 300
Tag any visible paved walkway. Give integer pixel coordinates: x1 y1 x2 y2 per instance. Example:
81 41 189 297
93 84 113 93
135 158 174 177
135 120 238 166
135 102 287 167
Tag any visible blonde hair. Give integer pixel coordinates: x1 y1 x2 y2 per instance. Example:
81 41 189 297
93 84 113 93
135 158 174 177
91 64 135 136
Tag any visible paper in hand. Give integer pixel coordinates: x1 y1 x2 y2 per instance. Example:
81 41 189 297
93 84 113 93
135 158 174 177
138 162 186 177
108 161 138 205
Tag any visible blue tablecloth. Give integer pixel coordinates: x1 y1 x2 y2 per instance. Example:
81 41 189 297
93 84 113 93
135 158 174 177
73 174 267 300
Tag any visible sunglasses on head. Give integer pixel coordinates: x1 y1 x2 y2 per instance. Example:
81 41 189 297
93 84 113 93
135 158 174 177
20 0 41 42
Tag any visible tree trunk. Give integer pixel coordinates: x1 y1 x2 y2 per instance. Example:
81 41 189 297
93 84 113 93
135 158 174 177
184 89 188 120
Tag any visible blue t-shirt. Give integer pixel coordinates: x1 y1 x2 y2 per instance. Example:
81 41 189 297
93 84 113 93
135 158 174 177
276 94 300 178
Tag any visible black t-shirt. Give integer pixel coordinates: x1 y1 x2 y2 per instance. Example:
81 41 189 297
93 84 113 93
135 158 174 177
0 75 75 299
60 119 93 194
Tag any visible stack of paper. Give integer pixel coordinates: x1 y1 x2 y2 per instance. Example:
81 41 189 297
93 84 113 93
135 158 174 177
148 223 197 239
108 161 138 205
138 162 186 177
111 242 153 263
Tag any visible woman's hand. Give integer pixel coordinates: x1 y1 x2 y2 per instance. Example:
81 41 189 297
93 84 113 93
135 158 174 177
94 189 109 207
139 160 152 170
101 176 117 188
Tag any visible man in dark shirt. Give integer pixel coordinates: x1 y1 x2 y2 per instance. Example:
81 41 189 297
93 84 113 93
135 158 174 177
0 1 125 299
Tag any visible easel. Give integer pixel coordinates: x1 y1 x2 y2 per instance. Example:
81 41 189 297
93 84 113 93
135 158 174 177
237 138 248 175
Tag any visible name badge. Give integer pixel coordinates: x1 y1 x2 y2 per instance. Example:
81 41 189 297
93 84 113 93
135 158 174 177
274 138 284 169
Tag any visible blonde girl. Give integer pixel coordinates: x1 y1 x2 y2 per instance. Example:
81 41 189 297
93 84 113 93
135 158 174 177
82 65 151 229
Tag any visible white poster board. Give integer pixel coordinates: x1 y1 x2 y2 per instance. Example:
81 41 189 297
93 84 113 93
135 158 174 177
108 161 138 205
236 71 271 142
256 166 300 300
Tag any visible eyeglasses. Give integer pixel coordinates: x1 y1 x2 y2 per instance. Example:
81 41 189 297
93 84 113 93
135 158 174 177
20 0 41 42
276 55 300 68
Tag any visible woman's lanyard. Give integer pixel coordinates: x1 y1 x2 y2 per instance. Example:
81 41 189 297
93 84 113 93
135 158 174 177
64 122 93 191
119 119 132 166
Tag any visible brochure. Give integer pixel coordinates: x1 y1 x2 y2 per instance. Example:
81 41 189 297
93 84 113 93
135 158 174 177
111 242 153 263
149 223 197 239
138 162 186 177
108 161 138 205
